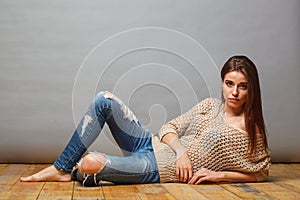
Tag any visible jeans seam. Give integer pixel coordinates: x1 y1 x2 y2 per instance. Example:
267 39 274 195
62 106 103 172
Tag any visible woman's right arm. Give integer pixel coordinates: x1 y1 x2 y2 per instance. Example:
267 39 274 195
158 98 213 182
161 132 193 183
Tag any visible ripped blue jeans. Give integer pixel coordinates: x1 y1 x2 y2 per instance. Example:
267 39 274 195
53 91 160 186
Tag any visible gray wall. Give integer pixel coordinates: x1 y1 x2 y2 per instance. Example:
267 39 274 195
0 0 299 163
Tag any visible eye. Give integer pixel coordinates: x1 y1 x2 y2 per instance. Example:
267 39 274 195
225 80 233 87
239 83 248 90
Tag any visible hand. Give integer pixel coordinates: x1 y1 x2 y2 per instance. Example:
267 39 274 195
176 151 193 183
188 168 224 184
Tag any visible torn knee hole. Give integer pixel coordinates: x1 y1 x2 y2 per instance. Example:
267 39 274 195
79 152 107 174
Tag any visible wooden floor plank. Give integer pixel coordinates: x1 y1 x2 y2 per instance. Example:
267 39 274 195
138 193 175 200
291 163 300 170
162 183 208 200
0 164 299 199
37 181 74 200
1 164 46 200
0 164 8 174
192 184 240 200
0 164 9 185
135 184 175 200
219 183 275 199
0 164 28 191
73 181 104 200
248 182 300 200
218 164 300 200
272 179 300 194
270 164 300 193
102 184 141 200
270 164 300 178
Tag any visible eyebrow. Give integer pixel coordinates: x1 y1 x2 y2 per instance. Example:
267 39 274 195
224 79 248 84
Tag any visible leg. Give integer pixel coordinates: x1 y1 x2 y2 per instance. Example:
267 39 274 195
99 92 153 154
74 151 159 186
73 93 159 185
21 91 152 182
20 92 106 182
78 152 107 174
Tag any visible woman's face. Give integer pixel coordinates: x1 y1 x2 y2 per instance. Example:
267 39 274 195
222 71 248 112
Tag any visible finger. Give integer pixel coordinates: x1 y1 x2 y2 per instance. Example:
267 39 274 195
195 177 208 185
177 167 181 181
176 167 180 178
180 168 184 182
188 168 193 181
188 176 197 184
183 170 188 182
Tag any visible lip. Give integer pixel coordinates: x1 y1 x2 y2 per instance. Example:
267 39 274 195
228 98 239 102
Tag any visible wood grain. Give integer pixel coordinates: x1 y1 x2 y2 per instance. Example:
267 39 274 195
0 163 299 200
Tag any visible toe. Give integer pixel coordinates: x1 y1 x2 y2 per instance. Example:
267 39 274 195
20 176 34 182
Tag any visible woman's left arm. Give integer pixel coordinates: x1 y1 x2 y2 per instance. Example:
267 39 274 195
188 168 257 184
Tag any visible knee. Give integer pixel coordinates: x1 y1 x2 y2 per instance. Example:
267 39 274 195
95 91 114 99
93 91 111 108
94 91 114 104
79 153 107 174
103 91 114 99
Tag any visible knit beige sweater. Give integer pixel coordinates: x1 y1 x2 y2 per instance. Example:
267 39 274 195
152 98 271 183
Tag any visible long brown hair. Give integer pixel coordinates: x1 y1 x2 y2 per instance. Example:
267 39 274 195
221 55 268 155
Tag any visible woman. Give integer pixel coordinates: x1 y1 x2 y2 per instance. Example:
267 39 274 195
21 55 271 186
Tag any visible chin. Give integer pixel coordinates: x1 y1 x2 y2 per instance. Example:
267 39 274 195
226 101 242 108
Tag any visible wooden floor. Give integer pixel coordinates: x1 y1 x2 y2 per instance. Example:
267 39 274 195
0 164 299 200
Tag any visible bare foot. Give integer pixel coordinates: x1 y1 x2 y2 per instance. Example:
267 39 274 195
20 165 71 182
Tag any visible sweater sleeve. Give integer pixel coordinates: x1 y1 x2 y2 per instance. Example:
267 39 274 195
157 98 214 140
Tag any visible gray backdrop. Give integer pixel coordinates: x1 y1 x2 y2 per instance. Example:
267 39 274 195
0 0 299 163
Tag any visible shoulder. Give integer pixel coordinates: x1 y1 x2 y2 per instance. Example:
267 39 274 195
200 97 222 105
197 97 223 113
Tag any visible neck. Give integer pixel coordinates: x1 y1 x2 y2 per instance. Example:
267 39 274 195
224 105 244 117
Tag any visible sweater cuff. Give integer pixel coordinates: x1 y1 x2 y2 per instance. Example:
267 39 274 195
158 127 178 141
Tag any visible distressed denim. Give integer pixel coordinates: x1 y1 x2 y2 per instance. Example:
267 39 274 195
53 91 160 185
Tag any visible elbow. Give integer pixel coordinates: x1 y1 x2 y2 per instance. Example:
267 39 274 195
254 170 269 182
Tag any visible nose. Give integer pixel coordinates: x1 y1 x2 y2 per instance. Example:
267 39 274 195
232 86 239 97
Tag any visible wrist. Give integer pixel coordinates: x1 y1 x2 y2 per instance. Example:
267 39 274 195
217 171 226 182
175 146 187 158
